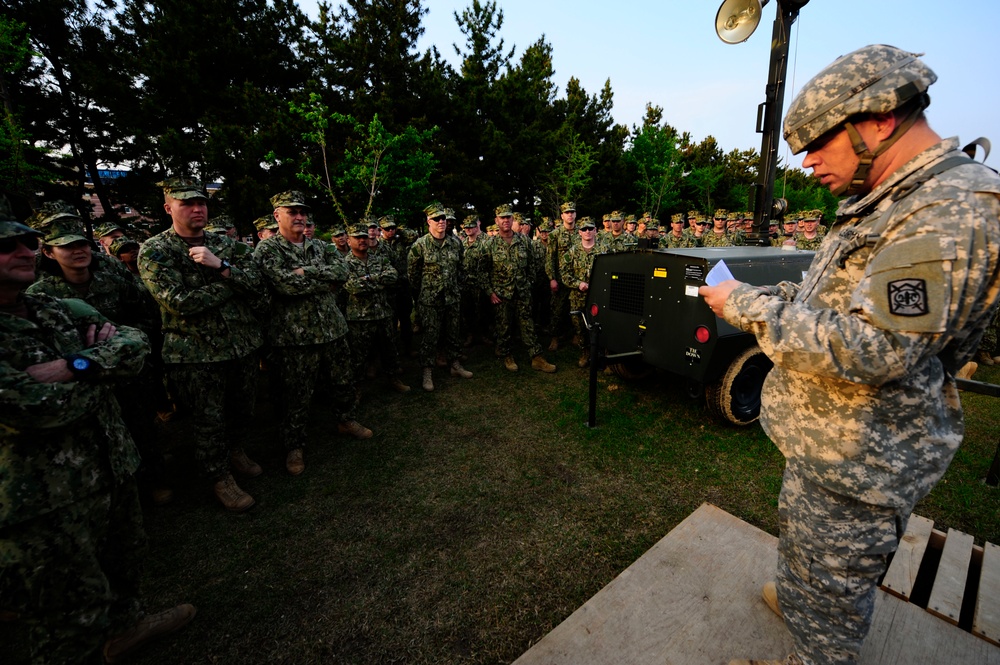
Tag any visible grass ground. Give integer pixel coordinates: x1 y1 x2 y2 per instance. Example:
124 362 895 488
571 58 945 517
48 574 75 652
135 343 1000 664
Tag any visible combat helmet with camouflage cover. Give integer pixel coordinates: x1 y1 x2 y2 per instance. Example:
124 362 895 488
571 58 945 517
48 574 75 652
783 44 937 196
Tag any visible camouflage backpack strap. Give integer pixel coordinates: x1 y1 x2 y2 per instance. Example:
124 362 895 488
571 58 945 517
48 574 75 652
835 153 977 268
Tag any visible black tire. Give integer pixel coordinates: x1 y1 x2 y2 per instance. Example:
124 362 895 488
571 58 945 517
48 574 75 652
704 346 773 426
607 359 654 380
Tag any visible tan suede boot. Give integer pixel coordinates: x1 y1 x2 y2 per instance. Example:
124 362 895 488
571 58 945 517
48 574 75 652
213 474 255 512
103 604 197 663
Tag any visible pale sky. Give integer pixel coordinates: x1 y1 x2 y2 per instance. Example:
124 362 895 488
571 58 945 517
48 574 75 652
309 1 1000 168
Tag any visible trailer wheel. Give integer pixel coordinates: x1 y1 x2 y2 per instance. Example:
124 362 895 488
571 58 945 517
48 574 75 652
705 346 773 426
608 359 654 380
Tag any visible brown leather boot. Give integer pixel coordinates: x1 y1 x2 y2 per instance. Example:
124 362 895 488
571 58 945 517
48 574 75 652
338 420 373 439
286 448 305 475
547 336 559 352
103 603 197 663
213 474 255 513
577 349 590 368
503 355 519 372
229 448 262 477
531 355 557 373
390 377 411 393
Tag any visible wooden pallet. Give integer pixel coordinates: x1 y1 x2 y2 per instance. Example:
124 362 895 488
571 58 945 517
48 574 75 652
880 513 1000 646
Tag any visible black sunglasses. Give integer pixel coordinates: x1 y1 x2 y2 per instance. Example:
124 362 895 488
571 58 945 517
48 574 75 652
0 235 40 254
430 215 447 222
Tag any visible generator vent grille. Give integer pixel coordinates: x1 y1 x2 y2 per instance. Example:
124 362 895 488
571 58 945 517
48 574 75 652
609 272 645 316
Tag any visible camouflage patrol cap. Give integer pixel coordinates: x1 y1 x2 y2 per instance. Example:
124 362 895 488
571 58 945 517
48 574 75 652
487 224 499 233
560 201 576 213
93 221 122 238
254 214 278 231
204 214 234 233
331 225 346 236
624 214 636 223
495 203 514 217
424 201 447 218
714 208 728 219
365 216 379 228
379 215 397 229
727 212 740 222
645 220 660 231
40 216 89 246
538 217 555 232
347 223 369 237
445 208 456 221
687 210 700 220
671 213 684 224
461 214 480 228
0 198 40 239
108 236 139 256
512 212 524 223
610 211 625 221
577 217 596 230
158 176 207 200
270 190 310 209
783 44 937 154
802 209 823 221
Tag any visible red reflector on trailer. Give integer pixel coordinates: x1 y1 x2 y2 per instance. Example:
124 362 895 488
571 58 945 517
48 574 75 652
695 326 711 344
590 304 600 317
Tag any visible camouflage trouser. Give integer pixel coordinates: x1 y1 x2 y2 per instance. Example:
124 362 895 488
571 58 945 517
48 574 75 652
549 284 571 340
776 461 905 665
494 293 542 359
269 337 356 451
980 306 1000 356
348 318 402 384
0 480 146 665
166 351 259 479
390 284 413 353
417 301 461 368
569 289 588 345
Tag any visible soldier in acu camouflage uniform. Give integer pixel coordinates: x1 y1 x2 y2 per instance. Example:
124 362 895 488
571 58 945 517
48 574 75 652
254 191 372 476
408 202 469 391
545 201 578 351
343 222 413 394
483 204 556 373
702 45 1000 665
139 177 267 512
560 217 607 367
0 211 194 664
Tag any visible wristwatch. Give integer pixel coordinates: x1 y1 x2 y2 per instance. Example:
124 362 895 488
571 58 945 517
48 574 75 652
64 354 96 380
217 259 231 273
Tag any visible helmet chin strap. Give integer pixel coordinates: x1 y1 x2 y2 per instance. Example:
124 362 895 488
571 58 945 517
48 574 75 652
834 102 926 197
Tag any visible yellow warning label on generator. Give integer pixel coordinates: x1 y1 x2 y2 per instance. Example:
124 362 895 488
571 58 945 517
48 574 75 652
653 268 667 279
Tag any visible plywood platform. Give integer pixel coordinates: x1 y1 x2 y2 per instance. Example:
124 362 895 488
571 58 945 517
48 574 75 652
514 504 1000 665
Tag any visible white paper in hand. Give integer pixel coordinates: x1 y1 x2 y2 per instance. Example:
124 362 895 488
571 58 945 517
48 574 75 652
705 259 735 287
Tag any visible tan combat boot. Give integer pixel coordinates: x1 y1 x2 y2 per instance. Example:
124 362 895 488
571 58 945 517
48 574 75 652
422 367 434 391
390 377 411 393
956 361 978 380
103 603 197 663
762 581 782 618
547 336 559 352
230 448 262 477
213 474 255 513
450 361 473 379
503 355 519 372
577 348 590 368
338 420 373 439
286 448 305 475
531 355 557 373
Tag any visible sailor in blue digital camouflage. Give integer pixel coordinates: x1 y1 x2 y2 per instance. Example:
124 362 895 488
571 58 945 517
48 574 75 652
560 217 608 367
0 210 194 664
254 191 372 476
483 204 556 373
342 222 411 394
700 45 1000 665
545 201 579 350
408 201 470 391
138 177 268 512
